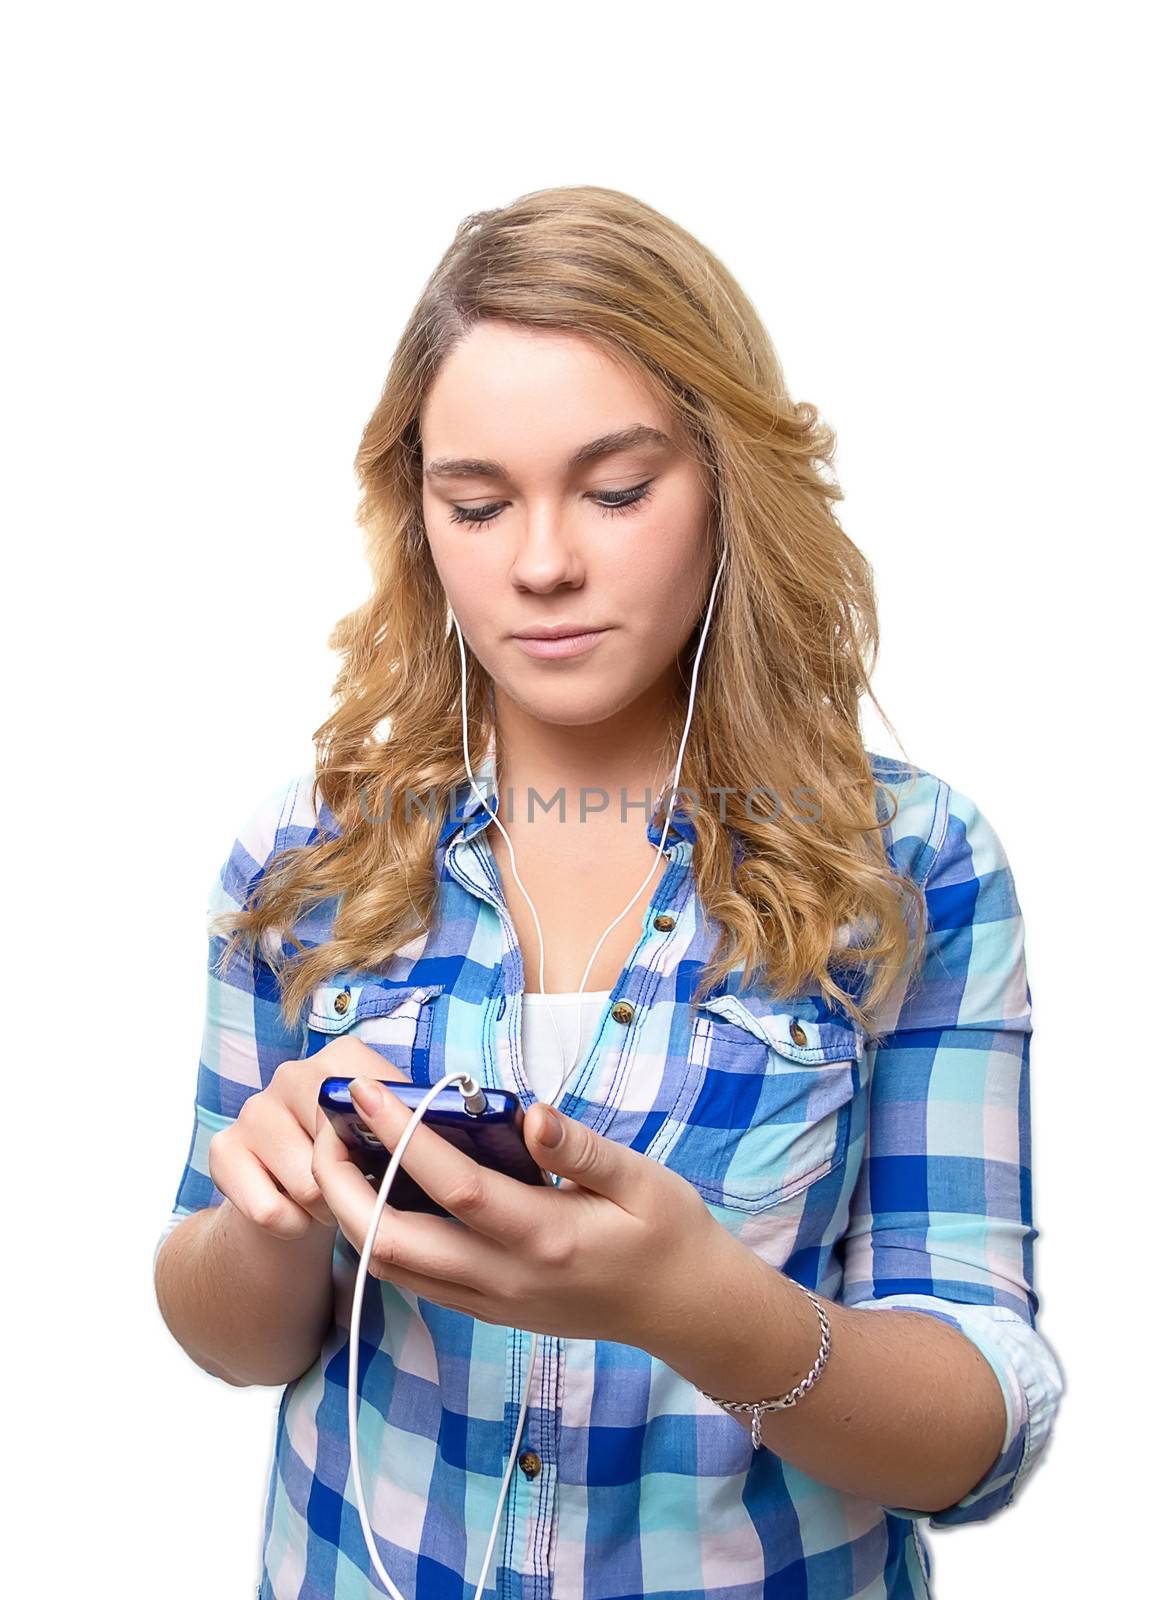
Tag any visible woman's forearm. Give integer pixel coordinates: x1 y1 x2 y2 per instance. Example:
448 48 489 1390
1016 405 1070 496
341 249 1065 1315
647 1228 1005 1514
154 1201 338 1387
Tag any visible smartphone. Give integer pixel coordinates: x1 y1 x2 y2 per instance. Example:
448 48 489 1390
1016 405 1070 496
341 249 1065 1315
318 1078 557 1218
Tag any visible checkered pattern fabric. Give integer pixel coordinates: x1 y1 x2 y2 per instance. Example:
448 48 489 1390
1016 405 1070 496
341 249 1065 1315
158 744 1063 1598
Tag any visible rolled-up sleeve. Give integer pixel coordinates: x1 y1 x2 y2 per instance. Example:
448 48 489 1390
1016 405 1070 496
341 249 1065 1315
840 777 1065 1527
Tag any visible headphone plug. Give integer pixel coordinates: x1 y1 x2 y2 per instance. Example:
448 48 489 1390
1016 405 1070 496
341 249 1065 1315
456 1074 488 1116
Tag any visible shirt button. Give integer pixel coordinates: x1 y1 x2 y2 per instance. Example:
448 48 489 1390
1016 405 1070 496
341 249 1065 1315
610 1000 635 1025
518 1450 542 1479
653 913 676 931
789 1019 808 1047
333 991 351 1016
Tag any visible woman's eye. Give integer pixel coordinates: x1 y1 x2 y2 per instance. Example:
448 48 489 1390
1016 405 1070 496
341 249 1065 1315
447 480 655 527
595 481 655 517
448 501 503 526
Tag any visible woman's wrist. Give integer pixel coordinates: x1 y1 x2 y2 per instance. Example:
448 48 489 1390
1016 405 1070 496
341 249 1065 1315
643 1221 817 1398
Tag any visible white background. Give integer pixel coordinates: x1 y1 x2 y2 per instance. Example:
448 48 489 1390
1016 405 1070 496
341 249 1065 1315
4 3 1166 1594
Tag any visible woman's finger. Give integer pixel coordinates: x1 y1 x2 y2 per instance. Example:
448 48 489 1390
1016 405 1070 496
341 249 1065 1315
209 1132 320 1240
236 1095 338 1229
311 1115 505 1294
341 1075 545 1249
262 1111 339 1229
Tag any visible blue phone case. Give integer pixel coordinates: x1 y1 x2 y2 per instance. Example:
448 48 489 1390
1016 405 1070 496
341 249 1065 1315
318 1078 556 1218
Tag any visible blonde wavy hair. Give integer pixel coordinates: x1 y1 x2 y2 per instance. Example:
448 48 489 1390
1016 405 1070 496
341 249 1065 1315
214 183 925 1039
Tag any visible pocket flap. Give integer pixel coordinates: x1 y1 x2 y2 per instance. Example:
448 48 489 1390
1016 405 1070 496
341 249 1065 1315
696 993 861 1063
307 979 444 1035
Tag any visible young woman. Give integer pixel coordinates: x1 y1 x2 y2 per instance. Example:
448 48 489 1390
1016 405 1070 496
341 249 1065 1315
153 185 1064 1600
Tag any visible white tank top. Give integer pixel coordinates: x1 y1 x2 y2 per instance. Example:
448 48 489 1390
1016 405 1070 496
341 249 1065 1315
520 990 612 1104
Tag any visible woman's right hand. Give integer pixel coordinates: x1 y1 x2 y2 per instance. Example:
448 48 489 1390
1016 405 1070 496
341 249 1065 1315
208 1038 409 1241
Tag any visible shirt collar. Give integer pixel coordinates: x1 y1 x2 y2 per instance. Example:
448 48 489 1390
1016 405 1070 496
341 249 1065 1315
438 728 501 846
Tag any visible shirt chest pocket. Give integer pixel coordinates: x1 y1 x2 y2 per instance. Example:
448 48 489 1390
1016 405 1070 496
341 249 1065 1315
303 979 445 1082
664 994 861 1216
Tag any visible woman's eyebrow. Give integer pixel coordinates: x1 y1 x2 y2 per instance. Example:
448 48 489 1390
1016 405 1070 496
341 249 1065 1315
423 424 676 483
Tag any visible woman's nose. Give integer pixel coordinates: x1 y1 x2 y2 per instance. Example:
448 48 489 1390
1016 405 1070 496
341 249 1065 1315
509 509 584 590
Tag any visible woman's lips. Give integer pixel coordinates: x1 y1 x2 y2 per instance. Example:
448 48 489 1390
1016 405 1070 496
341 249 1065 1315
512 629 610 660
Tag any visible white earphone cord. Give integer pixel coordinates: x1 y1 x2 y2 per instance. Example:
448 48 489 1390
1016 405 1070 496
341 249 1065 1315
348 547 728 1599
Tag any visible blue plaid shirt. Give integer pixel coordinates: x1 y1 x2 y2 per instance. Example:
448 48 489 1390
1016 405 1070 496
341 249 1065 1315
158 744 1064 1599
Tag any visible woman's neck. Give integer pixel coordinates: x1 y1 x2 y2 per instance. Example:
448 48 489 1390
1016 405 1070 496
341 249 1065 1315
490 681 681 825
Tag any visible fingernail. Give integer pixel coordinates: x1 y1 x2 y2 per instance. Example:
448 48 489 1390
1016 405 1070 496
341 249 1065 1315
537 1108 563 1148
349 1076 383 1116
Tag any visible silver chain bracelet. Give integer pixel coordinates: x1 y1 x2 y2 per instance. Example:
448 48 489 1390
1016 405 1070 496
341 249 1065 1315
698 1285 832 1450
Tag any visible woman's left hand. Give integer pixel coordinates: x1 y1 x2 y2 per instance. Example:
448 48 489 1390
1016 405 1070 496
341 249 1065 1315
310 1072 729 1350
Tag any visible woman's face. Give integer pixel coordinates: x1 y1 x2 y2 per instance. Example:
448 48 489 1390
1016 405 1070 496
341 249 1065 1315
419 319 715 730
